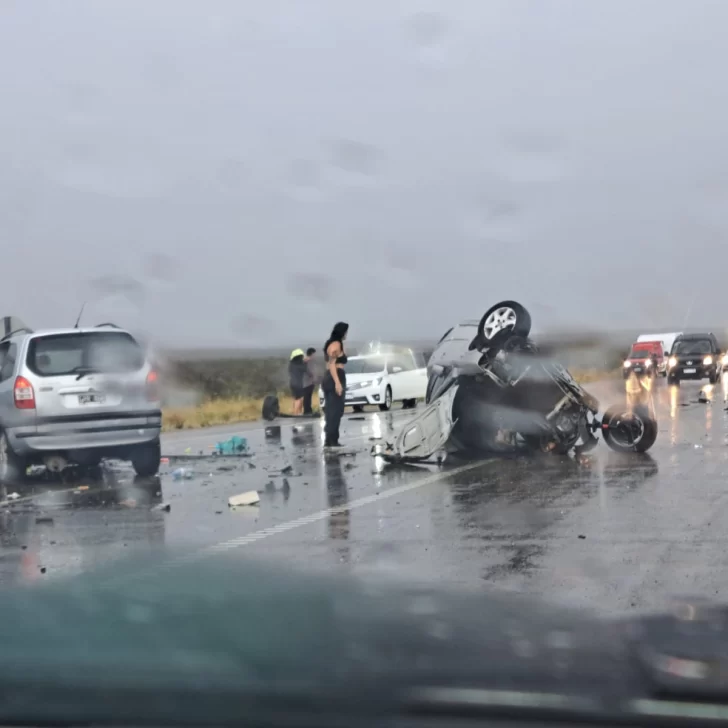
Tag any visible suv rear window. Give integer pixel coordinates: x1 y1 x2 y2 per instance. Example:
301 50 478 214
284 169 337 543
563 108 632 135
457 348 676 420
26 332 145 377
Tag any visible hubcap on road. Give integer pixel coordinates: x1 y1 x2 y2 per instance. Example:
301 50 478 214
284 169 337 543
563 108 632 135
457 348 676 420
484 307 517 339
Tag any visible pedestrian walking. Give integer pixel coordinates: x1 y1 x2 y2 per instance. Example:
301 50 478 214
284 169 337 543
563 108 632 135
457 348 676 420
322 322 349 448
302 347 317 415
288 348 307 416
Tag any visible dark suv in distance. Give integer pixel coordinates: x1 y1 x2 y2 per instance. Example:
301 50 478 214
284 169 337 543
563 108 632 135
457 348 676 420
667 333 723 384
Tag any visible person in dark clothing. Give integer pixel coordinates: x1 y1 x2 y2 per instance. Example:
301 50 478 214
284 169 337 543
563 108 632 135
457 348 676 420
302 347 317 415
288 349 307 416
322 322 349 448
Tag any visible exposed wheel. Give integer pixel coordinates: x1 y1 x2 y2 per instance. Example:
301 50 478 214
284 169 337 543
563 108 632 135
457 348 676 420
131 439 161 477
478 300 532 349
0 431 27 485
261 395 280 421
402 398 417 409
709 369 720 384
379 387 392 411
601 405 657 454
352 405 364 413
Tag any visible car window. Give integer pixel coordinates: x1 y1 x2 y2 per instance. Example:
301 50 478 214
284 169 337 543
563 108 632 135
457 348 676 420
26 332 145 377
0 342 15 382
673 339 712 356
389 353 415 372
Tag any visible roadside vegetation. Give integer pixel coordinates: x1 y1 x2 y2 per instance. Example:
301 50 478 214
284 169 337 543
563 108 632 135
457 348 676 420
159 354 622 432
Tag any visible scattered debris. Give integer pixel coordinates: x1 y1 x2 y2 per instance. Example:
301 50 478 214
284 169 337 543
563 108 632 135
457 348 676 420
7 493 20 501
172 467 194 481
40 567 46 574
35 516 54 525
248 462 256 469
120 499 137 508
344 463 354 470
152 503 171 512
160 457 170 465
76 485 90 491
698 390 709 403
215 435 248 455
215 510 223 515
216 465 236 472
349 416 365 421
280 465 293 474
578 534 586 539
369 437 382 441
228 491 260 507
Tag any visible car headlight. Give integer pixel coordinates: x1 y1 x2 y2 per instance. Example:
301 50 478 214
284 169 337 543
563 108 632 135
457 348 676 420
623 360 631 368
704 356 713 365
723 354 728 365
669 357 677 367
645 359 652 367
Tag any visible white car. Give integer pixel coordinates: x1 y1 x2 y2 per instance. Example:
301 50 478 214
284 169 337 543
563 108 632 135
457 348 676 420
319 350 427 412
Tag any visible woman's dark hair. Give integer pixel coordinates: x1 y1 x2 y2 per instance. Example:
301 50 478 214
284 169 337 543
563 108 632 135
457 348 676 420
330 322 349 340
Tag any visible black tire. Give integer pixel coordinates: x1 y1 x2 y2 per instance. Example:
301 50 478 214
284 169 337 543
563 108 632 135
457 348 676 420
402 398 417 409
601 405 658 454
379 387 392 412
477 300 532 349
352 405 364 413
261 395 280 421
710 369 720 384
131 439 161 477
0 431 27 485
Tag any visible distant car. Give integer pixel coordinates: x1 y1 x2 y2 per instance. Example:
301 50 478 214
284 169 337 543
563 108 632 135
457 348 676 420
0 319 162 482
623 341 664 379
319 350 427 412
667 333 723 385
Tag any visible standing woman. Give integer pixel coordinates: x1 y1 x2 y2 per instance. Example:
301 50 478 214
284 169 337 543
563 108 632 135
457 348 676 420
322 322 349 448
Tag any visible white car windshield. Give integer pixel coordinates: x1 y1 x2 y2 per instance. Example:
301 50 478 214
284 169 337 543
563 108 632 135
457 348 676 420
346 357 386 374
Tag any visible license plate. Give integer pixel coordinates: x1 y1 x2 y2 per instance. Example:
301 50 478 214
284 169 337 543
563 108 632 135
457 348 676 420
684 368 696 374
79 394 106 405
634 367 642 372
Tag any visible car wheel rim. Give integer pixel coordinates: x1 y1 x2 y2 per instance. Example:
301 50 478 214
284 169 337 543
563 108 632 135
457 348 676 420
609 412 645 446
484 307 517 340
386 390 391 407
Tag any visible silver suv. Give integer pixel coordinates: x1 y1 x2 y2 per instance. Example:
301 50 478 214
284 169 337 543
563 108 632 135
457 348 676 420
0 319 162 482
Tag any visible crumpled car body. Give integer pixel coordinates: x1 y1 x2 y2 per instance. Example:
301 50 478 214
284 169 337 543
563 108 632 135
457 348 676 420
376 301 658 464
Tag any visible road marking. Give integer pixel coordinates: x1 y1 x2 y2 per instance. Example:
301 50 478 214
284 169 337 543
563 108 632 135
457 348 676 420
100 458 491 588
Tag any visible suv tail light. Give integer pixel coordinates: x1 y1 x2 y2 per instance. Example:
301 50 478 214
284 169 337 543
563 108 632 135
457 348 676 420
146 370 159 402
14 376 35 409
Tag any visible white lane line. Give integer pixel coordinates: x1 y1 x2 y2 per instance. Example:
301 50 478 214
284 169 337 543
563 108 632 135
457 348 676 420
100 458 491 587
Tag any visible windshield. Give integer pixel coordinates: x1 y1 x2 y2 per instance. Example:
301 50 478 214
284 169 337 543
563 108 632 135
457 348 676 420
26 332 145 376
629 349 655 359
673 340 712 356
346 357 386 374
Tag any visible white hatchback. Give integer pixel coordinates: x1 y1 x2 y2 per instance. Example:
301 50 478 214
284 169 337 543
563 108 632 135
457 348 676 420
319 350 427 412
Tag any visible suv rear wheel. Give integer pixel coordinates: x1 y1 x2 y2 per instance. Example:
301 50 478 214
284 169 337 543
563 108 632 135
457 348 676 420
131 439 161 477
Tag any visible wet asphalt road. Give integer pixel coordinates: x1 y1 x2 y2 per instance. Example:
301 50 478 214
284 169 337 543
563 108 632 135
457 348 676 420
2 376 728 615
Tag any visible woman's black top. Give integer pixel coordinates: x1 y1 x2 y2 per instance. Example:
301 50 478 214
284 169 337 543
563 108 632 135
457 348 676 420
324 338 347 366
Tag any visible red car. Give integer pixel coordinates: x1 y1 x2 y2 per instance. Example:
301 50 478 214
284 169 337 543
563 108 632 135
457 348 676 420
623 341 665 379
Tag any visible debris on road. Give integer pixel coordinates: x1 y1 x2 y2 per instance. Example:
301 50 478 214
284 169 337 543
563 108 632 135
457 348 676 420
172 467 194 481
280 465 293 475
35 516 54 525
698 390 709 403
578 534 586 539
228 491 260 507
7 493 20 501
152 503 171 512
215 435 248 455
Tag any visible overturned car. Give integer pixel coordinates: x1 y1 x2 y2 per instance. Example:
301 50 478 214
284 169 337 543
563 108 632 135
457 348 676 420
376 301 658 464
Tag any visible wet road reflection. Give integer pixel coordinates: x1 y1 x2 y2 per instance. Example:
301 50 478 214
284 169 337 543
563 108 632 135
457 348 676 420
324 456 350 560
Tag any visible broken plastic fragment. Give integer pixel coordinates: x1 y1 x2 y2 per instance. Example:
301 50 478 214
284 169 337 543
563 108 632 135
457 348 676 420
228 491 260 507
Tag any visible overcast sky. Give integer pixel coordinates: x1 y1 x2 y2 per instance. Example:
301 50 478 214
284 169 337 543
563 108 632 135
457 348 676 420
1 0 726 347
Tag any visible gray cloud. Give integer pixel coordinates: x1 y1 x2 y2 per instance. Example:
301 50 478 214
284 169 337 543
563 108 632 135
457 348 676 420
0 0 726 347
